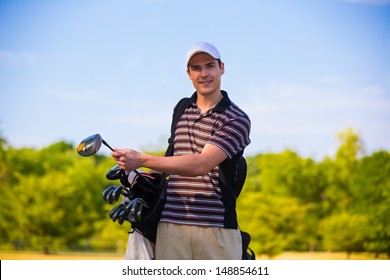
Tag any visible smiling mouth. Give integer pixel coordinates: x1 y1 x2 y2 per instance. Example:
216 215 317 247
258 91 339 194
200 80 212 86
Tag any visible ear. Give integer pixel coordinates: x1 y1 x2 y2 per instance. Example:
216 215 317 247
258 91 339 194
220 62 225 75
186 68 192 80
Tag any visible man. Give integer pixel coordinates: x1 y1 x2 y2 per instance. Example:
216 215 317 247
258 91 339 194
112 42 251 259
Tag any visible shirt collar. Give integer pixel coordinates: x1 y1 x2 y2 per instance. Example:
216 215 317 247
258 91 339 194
189 90 231 113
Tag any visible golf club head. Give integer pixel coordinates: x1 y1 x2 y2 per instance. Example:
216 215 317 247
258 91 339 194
109 204 125 221
102 185 116 203
129 203 137 223
118 211 128 225
106 164 124 181
77 134 102 157
121 187 131 198
110 186 124 204
136 201 144 222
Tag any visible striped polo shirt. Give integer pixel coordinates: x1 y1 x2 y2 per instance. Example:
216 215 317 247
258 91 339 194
160 91 251 228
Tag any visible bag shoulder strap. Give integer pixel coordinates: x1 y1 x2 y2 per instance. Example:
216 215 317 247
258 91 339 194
219 151 246 198
165 97 192 157
235 156 247 197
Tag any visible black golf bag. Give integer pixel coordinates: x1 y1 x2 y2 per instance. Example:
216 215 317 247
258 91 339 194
126 172 167 243
103 168 168 244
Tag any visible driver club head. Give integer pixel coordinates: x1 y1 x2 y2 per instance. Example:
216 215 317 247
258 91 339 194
106 164 125 180
77 134 102 157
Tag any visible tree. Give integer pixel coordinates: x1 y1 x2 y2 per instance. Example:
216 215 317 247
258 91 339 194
0 135 15 246
237 192 308 258
350 151 390 257
245 151 328 251
246 151 326 201
1 128 389 258
319 128 363 214
319 212 368 256
0 141 115 253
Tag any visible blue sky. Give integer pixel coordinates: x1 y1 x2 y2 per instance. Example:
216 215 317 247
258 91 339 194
1 0 389 159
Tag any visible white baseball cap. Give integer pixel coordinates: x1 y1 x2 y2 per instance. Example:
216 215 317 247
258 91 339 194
186 42 221 66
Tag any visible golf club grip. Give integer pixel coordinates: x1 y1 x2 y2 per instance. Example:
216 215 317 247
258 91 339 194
101 138 154 189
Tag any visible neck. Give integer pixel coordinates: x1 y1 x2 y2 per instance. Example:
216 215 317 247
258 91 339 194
196 91 223 113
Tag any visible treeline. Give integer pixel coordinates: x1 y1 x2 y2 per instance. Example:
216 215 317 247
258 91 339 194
0 129 389 257
238 129 390 258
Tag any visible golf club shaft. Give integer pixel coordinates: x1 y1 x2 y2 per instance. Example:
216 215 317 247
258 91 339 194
102 139 115 151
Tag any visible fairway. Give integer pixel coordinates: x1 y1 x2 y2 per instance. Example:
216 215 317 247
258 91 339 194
0 251 124 260
1 251 387 260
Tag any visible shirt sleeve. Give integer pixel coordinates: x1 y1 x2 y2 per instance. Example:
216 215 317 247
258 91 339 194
208 114 251 159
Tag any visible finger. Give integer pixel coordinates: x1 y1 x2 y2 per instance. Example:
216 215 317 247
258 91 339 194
111 149 125 158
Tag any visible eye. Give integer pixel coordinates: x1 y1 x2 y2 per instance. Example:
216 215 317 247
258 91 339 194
191 66 201 71
206 63 215 69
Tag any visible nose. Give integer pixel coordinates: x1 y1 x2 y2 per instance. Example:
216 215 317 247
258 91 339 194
200 67 209 77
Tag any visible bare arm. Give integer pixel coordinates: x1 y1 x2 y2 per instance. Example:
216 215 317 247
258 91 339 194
112 143 227 177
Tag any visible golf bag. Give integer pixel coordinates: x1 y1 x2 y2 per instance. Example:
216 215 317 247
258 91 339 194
125 171 167 243
103 168 167 244
76 133 167 246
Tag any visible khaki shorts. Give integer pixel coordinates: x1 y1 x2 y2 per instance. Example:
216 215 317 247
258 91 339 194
155 222 242 260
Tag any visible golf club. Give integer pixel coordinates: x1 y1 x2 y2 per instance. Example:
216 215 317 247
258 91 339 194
102 185 116 203
106 164 131 188
117 211 127 225
77 134 154 188
106 164 123 181
102 185 131 204
109 204 125 221
77 134 111 156
110 186 124 204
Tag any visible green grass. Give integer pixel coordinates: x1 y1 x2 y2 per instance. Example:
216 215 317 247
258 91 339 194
260 251 389 260
1 250 388 260
0 250 124 260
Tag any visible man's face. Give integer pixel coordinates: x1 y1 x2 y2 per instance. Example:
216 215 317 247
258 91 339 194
187 53 225 98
